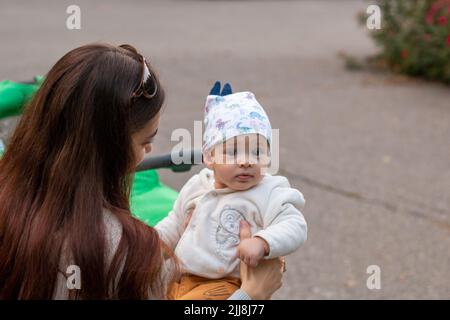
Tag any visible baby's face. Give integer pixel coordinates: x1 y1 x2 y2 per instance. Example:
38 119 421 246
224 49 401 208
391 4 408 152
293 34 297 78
204 134 270 191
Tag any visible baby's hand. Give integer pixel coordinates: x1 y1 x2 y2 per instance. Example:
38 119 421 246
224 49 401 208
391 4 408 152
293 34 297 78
237 237 270 267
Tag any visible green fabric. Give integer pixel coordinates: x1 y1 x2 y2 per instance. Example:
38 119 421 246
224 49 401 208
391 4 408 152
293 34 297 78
0 76 44 119
0 76 177 227
131 169 177 226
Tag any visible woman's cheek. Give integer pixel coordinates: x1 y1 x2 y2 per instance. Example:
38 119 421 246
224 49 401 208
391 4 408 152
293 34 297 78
137 152 145 166
135 144 152 166
133 146 145 166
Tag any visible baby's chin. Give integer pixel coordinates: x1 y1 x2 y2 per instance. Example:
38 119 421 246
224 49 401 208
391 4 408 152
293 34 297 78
226 178 261 191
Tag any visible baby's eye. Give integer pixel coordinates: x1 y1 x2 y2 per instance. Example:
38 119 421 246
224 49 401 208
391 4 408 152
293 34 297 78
251 149 261 157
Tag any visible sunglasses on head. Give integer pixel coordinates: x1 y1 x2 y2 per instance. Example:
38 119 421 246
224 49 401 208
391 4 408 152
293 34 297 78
119 44 158 100
133 55 158 99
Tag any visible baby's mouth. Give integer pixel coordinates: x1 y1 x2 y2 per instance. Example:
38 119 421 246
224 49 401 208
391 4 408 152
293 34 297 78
235 173 254 181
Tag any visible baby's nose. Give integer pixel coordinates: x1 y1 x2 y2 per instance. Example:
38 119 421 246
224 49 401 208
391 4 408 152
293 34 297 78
237 158 251 167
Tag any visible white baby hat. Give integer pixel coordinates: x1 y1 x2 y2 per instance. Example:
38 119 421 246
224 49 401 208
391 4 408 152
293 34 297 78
202 91 272 153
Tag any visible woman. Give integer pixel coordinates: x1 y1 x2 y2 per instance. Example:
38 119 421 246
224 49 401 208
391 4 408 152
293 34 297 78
0 43 283 299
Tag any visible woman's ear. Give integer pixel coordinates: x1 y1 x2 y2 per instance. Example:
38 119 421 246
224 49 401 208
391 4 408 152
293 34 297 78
203 150 214 170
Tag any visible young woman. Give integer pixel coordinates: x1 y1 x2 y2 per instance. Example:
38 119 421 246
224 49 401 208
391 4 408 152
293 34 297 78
0 43 283 299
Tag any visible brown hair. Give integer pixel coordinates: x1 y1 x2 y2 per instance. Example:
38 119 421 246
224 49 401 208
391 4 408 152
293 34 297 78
0 43 177 299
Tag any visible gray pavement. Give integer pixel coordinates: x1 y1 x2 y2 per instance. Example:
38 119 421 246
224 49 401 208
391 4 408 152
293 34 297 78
1 0 449 299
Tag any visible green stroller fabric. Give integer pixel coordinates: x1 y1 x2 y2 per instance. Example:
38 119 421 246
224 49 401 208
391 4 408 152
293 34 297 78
0 76 44 119
131 169 178 226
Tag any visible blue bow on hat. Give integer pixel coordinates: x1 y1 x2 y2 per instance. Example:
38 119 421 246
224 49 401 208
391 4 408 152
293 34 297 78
209 81 233 96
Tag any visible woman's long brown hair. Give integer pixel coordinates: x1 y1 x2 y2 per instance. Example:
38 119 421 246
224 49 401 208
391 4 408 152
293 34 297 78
0 43 176 299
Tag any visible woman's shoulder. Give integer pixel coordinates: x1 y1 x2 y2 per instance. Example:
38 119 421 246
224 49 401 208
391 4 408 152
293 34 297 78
53 209 123 299
102 209 167 299
103 209 122 240
102 208 123 264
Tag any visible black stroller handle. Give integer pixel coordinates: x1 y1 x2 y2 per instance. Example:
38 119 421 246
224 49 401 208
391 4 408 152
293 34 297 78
136 149 203 172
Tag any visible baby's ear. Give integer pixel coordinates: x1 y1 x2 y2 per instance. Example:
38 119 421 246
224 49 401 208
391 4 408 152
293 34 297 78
203 151 214 169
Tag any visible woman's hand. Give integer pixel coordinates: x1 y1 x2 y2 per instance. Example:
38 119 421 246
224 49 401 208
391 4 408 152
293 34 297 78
238 221 283 300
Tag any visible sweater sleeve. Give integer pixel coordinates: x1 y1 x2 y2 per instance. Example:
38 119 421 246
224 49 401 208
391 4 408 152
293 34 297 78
253 185 307 259
154 174 199 250
228 289 252 300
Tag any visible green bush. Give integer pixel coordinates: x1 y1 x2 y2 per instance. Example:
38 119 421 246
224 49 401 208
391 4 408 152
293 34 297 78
361 0 450 84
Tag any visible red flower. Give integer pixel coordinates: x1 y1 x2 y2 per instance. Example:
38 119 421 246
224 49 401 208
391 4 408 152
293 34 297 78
437 15 448 25
426 0 450 25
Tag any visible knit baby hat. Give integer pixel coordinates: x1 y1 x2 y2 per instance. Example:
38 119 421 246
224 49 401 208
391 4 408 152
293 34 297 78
202 91 272 153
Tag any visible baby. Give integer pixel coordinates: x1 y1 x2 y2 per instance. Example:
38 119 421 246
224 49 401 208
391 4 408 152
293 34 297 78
156 90 307 300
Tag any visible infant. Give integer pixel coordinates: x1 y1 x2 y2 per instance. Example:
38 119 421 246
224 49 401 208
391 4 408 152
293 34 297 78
156 91 307 299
